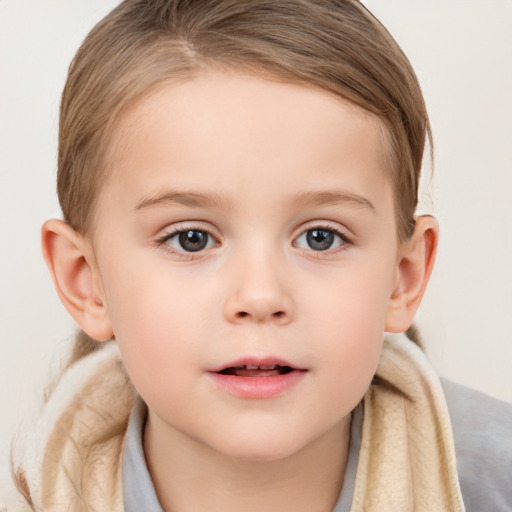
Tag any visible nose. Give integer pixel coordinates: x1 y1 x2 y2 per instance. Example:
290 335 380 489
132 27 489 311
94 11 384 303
223 251 294 326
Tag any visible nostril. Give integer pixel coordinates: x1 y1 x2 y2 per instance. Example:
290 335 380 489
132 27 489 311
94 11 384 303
232 310 289 322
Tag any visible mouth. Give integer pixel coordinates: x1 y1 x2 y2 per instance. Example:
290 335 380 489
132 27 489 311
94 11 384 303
217 364 295 377
208 358 306 399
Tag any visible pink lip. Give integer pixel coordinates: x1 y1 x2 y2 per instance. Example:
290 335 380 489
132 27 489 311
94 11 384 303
208 357 307 399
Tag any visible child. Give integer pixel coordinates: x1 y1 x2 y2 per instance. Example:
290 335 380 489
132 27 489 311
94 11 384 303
5 0 512 510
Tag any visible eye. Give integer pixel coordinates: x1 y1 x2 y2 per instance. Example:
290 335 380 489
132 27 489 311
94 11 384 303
294 227 348 251
161 229 216 253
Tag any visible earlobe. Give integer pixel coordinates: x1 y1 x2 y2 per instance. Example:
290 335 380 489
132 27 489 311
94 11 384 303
41 219 113 342
385 216 439 333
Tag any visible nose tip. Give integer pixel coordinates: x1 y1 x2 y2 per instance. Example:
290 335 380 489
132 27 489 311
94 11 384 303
223 272 294 325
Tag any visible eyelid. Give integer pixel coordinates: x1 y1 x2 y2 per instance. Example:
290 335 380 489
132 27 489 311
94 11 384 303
292 222 353 252
155 222 221 257
293 220 353 241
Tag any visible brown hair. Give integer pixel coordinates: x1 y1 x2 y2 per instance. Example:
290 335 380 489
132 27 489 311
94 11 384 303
58 0 431 241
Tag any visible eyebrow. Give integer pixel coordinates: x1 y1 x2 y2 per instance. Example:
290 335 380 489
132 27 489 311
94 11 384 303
291 190 376 213
133 190 229 211
133 189 376 213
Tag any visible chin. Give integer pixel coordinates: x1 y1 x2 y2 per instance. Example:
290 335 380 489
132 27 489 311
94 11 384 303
205 424 322 463
220 441 305 463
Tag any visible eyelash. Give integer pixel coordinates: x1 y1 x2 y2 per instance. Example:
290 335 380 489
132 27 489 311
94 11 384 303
294 225 352 253
155 224 353 258
155 225 218 259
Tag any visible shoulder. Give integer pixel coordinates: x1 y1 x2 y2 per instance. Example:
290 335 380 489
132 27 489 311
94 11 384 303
442 379 512 512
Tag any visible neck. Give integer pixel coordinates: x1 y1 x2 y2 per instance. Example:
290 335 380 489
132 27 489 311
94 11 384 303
144 413 351 512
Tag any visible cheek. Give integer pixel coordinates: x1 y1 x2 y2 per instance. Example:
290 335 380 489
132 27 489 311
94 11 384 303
100 259 204 391
302 259 395 397
304 257 395 337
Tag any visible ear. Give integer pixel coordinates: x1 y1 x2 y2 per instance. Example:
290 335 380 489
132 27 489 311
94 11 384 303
385 215 439 333
41 219 113 342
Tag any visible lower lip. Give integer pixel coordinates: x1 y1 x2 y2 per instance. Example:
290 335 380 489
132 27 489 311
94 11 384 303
208 370 307 399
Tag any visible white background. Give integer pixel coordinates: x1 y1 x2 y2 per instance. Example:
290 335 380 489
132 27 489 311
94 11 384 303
1 0 511 478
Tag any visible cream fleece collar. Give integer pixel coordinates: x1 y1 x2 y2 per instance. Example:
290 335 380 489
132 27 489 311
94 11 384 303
352 334 465 511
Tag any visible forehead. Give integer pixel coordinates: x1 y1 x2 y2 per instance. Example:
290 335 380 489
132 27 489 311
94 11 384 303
99 69 392 218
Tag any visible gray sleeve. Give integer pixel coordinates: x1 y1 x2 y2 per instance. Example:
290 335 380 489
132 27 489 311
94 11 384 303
442 379 512 512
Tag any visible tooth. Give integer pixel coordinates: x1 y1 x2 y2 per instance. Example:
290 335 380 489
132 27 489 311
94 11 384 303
259 364 278 370
245 365 258 370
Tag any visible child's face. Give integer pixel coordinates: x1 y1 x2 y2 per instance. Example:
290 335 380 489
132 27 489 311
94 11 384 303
91 70 401 460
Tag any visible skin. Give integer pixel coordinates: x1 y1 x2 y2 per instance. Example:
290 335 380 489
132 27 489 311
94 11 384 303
42 69 438 512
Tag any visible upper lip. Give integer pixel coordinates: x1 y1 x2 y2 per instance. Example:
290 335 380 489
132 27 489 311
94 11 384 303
209 357 305 373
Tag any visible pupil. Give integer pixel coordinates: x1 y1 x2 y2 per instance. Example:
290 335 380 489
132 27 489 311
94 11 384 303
179 230 208 252
306 229 334 251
